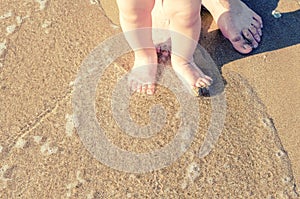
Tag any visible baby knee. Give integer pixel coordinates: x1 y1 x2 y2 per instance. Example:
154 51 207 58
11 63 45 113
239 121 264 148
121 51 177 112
119 9 151 24
120 11 146 24
172 10 200 27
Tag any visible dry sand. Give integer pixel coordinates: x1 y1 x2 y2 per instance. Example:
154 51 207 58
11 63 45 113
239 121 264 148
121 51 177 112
0 0 299 198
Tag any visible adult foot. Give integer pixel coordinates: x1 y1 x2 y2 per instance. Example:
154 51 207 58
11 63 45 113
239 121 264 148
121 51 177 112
128 49 157 95
171 56 213 94
202 0 263 54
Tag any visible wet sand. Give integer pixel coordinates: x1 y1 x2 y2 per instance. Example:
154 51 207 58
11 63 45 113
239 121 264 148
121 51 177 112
0 0 299 198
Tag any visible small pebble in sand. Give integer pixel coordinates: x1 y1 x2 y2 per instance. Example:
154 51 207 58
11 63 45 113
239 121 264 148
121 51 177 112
187 162 201 182
181 180 188 190
33 135 43 144
0 11 13 20
0 41 7 57
272 10 282 18
16 16 23 25
66 181 78 197
263 55 267 61
86 191 94 199
0 165 9 177
35 0 48 10
110 24 120 29
40 141 58 155
181 162 201 189
0 165 12 188
262 117 276 132
276 149 286 158
207 177 215 185
282 176 292 183
266 195 275 199
65 114 74 136
76 171 86 183
0 145 3 153
41 20 51 28
6 24 17 35
15 137 27 149
66 171 86 197
42 20 52 34
90 0 99 5
69 81 74 87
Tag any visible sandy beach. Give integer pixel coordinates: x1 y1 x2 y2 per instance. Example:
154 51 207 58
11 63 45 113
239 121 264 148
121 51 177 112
0 0 299 198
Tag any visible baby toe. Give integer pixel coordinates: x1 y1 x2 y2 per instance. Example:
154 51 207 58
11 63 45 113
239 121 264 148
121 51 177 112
196 81 206 88
196 77 211 88
131 81 138 92
141 84 148 93
136 84 142 93
146 83 155 95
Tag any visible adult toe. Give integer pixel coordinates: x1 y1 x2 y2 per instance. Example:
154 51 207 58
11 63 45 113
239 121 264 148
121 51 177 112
253 14 263 28
249 25 261 42
242 28 258 48
229 35 253 54
251 20 263 36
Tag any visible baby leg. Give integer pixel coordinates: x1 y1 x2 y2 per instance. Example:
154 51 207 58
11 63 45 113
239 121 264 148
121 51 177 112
163 0 212 90
117 0 157 94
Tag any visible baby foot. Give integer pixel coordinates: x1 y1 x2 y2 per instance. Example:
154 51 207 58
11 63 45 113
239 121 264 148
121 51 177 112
171 56 213 95
128 49 158 95
203 0 263 54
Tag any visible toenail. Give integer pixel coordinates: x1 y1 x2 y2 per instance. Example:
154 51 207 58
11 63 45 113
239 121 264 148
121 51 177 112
197 82 206 88
243 44 251 49
255 35 260 41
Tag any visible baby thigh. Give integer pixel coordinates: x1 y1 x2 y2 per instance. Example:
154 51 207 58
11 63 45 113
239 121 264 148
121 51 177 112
116 0 155 27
